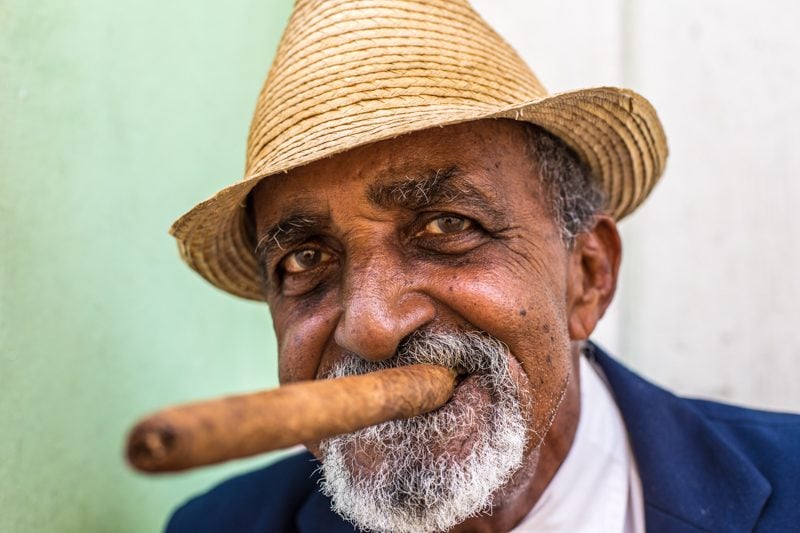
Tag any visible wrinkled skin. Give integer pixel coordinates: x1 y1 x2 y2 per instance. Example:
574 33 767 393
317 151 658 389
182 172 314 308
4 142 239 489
251 119 621 532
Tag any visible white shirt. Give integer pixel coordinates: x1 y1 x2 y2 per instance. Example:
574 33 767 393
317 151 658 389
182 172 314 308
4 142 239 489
510 356 645 532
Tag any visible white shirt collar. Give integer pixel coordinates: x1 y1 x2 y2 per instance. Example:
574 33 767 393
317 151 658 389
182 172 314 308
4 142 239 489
510 355 645 532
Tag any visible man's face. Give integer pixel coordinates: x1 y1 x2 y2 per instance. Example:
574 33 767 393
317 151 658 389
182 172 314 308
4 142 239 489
252 119 578 529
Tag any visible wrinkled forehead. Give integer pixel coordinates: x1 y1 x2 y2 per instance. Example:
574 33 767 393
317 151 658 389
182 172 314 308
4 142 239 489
249 119 537 228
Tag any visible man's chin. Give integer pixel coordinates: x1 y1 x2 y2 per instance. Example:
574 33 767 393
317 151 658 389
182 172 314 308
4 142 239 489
316 330 530 532
318 386 526 533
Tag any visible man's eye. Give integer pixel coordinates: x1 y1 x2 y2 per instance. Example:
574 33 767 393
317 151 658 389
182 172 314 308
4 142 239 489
282 249 331 273
424 215 472 235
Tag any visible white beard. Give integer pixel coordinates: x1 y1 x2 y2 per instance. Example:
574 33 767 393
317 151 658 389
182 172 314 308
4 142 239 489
318 331 528 533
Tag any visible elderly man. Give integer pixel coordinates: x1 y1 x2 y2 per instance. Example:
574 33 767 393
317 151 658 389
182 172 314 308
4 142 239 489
165 1 799 532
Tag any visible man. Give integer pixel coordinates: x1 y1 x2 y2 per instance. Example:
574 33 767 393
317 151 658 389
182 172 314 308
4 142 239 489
166 1 800 531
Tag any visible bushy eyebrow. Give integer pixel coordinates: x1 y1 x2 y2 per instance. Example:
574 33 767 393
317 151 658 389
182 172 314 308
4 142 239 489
255 213 328 265
368 167 460 209
368 166 506 221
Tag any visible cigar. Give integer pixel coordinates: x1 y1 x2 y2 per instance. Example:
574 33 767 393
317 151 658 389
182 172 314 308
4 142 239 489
126 364 456 473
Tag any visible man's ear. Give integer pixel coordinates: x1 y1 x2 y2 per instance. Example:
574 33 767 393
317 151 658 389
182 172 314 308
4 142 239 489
565 215 622 340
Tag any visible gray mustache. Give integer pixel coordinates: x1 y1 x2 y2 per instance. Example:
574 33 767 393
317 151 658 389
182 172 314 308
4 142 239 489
328 329 514 388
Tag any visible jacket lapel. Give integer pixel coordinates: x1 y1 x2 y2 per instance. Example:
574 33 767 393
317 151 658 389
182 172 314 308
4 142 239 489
590 344 771 532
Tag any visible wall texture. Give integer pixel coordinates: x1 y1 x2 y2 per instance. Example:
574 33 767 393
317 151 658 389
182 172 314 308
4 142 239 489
3 1 799 532
472 0 800 411
0 1 292 531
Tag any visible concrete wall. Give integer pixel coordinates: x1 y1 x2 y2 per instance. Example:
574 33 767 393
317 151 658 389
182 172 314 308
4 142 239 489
472 0 800 411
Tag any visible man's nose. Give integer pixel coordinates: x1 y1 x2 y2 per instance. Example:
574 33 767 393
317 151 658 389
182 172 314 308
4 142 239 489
334 255 436 361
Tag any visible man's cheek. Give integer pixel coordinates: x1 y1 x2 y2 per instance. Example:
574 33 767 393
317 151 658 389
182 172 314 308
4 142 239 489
451 275 562 338
274 310 336 383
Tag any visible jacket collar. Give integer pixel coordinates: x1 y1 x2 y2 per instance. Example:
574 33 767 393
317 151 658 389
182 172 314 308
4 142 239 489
589 343 771 532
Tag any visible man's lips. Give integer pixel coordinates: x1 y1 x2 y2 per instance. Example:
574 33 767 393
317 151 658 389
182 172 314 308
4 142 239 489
454 366 468 386
447 352 527 408
451 372 487 400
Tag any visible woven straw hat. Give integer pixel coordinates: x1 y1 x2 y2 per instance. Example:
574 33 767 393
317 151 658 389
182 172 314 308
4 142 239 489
170 0 668 301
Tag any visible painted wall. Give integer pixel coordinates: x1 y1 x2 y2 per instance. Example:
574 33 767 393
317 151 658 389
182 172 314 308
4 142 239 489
0 1 293 531
472 0 800 411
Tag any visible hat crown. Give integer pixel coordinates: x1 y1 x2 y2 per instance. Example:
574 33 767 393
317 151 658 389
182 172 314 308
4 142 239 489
244 0 547 180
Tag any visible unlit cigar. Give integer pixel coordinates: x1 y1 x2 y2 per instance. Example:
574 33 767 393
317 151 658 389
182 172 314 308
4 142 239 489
126 364 456 473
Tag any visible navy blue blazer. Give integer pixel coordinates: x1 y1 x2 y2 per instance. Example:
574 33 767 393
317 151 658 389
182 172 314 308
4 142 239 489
167 346 800 532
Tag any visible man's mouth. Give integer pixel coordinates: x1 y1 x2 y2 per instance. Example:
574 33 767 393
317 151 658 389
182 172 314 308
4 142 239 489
450 371 488 402
454 366 468 386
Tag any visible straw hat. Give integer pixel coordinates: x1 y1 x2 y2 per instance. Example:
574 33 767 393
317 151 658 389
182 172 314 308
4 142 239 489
170 0 668 301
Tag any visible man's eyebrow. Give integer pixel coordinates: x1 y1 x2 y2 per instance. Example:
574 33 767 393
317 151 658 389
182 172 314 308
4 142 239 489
254 213 328 264
368 167 460 210
367 166 505 219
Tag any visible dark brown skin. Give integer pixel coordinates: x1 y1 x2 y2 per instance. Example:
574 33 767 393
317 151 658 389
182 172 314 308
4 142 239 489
252 119 621 532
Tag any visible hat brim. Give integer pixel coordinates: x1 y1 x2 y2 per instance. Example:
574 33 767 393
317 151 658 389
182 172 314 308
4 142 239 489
170 86 667 301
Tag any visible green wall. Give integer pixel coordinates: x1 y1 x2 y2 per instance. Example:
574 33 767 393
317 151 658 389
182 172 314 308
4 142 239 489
0 1 293 531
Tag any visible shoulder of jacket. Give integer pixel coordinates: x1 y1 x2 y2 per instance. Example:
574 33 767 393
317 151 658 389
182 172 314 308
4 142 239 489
165 450 320 533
